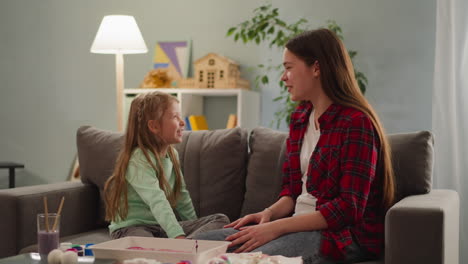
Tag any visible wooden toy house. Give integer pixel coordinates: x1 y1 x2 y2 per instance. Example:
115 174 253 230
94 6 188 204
179 53 250 89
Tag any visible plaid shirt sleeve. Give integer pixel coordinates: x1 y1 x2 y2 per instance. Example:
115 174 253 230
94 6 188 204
318 115 379 230
279 136 293 197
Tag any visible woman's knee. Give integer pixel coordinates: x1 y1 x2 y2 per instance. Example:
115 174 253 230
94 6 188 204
193 227 238 241
210 213 230 225
253 231 322 258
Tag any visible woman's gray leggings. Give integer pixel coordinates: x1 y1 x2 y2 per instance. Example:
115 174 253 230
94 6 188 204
194 228 370 264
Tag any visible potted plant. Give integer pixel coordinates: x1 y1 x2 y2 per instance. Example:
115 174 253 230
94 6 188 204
227 4 368 128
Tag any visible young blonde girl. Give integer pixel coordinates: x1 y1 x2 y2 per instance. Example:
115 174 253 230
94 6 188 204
104 91 229 239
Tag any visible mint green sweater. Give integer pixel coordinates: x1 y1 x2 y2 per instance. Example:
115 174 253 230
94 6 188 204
109 148 197 238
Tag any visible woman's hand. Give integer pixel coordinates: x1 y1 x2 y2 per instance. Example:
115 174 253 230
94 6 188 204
226 222 282 253
224 209 273 230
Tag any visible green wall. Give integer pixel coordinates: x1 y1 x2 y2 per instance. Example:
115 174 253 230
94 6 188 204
0 0 436 188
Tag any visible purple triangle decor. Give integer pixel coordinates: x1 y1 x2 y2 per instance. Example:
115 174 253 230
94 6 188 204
159 42 187 76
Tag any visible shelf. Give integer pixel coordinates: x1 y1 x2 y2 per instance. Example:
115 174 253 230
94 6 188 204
124 88 260 130
125 88 253 96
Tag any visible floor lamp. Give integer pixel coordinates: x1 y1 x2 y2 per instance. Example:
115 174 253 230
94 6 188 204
90 15 148 131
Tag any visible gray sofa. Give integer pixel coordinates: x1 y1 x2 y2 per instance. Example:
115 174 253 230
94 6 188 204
0 126 459 264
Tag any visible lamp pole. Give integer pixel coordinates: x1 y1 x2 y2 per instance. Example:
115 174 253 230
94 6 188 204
116 52 124 131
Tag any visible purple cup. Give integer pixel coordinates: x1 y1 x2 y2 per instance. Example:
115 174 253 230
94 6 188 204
37 213 60 255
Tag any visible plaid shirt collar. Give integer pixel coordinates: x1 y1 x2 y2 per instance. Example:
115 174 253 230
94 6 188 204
291 101 342 129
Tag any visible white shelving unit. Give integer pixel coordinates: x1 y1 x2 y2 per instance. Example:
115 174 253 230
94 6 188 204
124 88 260 130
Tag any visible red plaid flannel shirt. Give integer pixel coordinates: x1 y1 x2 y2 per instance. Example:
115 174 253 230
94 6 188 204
279 102 385 260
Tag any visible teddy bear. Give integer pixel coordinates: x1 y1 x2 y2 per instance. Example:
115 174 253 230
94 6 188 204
139 68 172 88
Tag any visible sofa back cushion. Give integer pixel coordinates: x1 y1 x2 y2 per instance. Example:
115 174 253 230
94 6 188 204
77 126 248 225
241 127 288 216
77 125 433 226
388 131 433 202
240 128 433 215
174 128 248 221
77 126 124 226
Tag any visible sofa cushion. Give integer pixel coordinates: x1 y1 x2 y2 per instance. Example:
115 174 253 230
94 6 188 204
240 128 433 215
77 126 124 226
388 131 433 202
240 127 288 216
174 128 248 221
77 126 248 225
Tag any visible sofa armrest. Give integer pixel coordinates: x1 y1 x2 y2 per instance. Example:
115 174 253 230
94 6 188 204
0 181 100 258
385 189 459 264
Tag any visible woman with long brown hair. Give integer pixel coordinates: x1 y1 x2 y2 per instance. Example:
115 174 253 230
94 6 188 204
196 29 395 264
104 91 229 239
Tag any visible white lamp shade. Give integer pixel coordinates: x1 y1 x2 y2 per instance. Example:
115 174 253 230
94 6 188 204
91 15 148 54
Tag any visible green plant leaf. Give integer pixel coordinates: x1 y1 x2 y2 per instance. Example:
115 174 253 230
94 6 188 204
259 22 269 31
226 4 367 128
248 30 256 40
273 96 283 102
260 5 269 11
358 80 366 94
241 34 247 43
227 27 237 36
270 38 277 48
275 19 286 27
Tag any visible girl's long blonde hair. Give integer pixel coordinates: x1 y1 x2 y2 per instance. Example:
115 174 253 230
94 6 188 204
286 29 395 208
104 92 184 222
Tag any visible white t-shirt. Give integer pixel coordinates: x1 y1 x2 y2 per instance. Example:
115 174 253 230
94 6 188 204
293 110 321 216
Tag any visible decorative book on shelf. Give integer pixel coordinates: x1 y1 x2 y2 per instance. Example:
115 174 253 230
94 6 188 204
226 114 237 129
184 117 192 131
188 115 209 130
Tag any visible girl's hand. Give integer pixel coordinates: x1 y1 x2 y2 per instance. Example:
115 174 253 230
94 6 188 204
224 209 272 230
226 222 281 253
